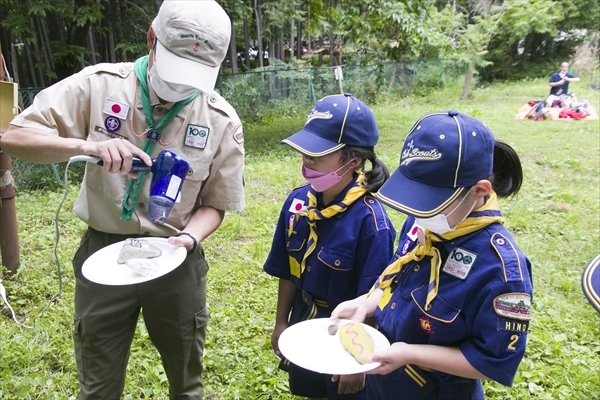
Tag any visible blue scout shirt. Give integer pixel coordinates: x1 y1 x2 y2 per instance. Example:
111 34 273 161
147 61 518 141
549 72 576 95
263 177 396 310
373 216 532 397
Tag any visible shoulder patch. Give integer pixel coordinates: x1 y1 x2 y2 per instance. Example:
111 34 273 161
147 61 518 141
493 292 531 321
362 195 390 232
233 125 244 144
490 232 524 282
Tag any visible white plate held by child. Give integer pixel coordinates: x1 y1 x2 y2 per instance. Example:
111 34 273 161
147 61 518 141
278 318 390 375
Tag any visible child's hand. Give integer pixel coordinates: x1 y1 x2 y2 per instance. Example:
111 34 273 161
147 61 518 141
270 321 288 357
330 299 367 323
365 342 410 375
332 373 365 394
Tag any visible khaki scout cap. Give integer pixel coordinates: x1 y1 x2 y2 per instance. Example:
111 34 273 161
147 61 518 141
152 0 231 93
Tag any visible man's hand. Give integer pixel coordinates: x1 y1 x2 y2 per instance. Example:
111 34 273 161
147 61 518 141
83 138 152 175
168 233 196 253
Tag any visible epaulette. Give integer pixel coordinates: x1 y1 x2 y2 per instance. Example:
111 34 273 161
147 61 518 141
362 195 391 232
490 232 525 283
205 91 241 126
291 182 311 192
83 63 132 79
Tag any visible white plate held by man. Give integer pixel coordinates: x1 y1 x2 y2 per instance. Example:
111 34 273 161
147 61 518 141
82 237 187 285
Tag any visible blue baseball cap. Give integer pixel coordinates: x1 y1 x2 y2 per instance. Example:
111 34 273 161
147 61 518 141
281 93 379 157
376 110 495 218
582 253 600 314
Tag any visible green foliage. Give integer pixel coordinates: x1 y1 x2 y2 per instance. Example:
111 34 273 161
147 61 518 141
11 159 85 192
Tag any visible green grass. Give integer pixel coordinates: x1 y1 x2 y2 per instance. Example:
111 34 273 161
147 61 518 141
1 77 599 399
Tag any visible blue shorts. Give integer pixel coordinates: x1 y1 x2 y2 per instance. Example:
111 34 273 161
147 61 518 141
367 366 485 400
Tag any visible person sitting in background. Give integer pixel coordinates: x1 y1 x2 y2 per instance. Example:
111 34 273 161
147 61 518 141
547 62 580 106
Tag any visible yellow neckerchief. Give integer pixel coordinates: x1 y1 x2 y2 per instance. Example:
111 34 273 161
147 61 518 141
288 172 368 278
370 191 504 311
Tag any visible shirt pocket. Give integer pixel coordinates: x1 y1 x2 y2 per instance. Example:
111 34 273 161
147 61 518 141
317 247 354 272
410 284 462 324
286 235 306 252
167 160 210 220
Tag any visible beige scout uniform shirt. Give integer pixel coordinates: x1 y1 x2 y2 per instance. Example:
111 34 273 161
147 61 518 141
11 62 245 237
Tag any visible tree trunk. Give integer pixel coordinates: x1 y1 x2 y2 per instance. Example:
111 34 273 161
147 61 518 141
28 17 46 87
296 20 302 60
243 15 250 69
24 43 38 87
290 19 294 60
278 27 284 62
229 17 238 73
461 61 474 99
87 25 97 65
107 21 117 63
37 17 54 74
254 0 264 69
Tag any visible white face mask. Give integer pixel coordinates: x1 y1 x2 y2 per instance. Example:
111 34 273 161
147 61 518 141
147 62 199 103
415 188 476 235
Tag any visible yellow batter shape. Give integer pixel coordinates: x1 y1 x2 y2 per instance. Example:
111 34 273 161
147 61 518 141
338 322 374 364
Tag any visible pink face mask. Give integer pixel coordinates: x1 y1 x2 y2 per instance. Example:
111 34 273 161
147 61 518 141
301 158 356 192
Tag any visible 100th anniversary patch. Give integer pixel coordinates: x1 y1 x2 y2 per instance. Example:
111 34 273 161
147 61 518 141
442 247 478 280
185 124 210 149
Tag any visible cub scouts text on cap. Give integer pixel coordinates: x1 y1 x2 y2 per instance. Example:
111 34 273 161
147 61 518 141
281 93 379 157
376 110 495 218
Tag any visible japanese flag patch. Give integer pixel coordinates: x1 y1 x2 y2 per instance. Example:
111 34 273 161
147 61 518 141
289 198 306 213
407 221 420 241
442 247 478 280
103 98 130 120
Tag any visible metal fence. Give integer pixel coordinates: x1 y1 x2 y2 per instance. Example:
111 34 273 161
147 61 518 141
216 60 465 122
15 60 465 189
19 60 465 119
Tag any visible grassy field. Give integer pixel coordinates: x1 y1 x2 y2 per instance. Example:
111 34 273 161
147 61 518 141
1 77 599 399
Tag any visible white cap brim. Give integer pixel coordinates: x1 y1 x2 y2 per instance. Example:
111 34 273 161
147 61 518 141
154 40 220 93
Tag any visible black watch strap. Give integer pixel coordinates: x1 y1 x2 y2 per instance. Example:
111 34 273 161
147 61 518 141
175 232 197 254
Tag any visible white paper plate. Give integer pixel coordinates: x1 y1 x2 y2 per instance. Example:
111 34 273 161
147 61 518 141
278 318 390 375
82 237 187 285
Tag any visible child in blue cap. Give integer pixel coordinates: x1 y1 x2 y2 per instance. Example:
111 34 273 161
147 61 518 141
263 94 396 399
332 110 533 399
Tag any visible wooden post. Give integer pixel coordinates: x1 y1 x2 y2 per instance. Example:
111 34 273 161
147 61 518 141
0 42 4 81
0 41 20 274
